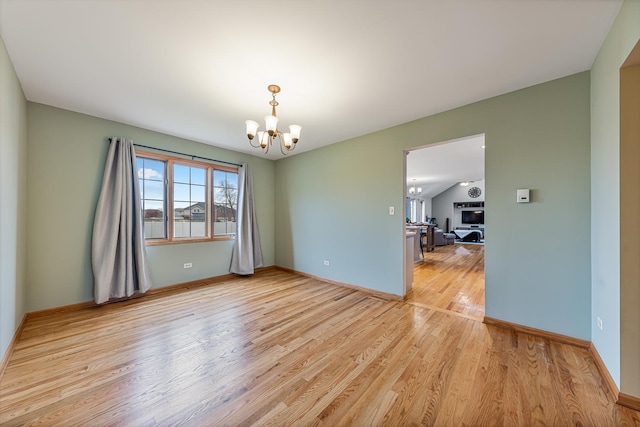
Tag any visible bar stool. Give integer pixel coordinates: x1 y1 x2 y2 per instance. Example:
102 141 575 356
419 232 428 259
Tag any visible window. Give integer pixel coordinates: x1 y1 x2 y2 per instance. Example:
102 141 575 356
213 169 238 236
136 150 238 245
408 198 424 223
174 164 207 238
137 157 166 239
410 199 417 223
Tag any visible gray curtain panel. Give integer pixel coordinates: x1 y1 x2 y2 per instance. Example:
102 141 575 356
230 163 264 275
92 137 154 304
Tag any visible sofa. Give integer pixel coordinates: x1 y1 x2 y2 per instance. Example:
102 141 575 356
453 229 483 242
434 229 455 246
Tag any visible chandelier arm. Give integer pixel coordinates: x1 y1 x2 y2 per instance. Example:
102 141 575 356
279 136 290 156
276 133 298 155
249 138 264 149
282 142 296 154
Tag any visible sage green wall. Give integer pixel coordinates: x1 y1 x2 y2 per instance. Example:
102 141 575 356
0 36 27 358
26 103 275 311
275 72 591 339
590 0 640 391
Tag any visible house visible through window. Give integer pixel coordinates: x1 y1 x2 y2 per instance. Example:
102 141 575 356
136 150 238 245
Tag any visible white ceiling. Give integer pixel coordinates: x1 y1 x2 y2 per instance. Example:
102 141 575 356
406 134 485 199
0 0 621 160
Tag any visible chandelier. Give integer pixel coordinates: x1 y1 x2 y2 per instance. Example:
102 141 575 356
409 179 422 195
245 84 302 155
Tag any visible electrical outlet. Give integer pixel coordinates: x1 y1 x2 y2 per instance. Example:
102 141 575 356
184 263 192 269
323 260 330 266
597 316 603 331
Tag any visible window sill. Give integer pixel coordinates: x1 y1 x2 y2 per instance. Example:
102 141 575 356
145 236 235 246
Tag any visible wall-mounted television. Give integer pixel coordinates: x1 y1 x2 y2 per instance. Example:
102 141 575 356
462 210 484 224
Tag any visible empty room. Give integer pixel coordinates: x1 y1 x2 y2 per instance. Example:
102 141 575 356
1 0 640 425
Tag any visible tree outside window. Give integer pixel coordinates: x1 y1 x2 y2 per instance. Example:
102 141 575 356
213 170 238 236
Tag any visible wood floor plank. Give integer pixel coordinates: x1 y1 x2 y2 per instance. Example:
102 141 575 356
408 243 485 320
433 321 486 425
1 267 639 426
311 307 434 426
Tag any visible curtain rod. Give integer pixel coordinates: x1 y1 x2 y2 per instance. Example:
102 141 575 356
109 138 242 168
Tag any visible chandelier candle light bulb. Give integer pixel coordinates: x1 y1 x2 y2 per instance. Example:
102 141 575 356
257 131 268 149
245 120 259 139
264 115 278 135
245 84 301 155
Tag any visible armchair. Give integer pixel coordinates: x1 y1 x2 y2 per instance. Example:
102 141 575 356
434 229 455 246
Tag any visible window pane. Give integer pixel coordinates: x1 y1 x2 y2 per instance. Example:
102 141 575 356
143 200 165 239
191 167 205 185
213 170 226 187
174 183 191 202
225 172 238 187
225 220 235 235
191 185 205 203
138 159 165 181
174 217 188 238
213 219 227 236
174 164 190 184
213 182 238 206
214 170 238 188
144 180 164 200
212 218 236 236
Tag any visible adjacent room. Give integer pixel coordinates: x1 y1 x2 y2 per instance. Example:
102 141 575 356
1 0 640 424
404 135 486 319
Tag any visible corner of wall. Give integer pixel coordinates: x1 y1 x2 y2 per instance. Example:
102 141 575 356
0 35 28 361
589 0 640 393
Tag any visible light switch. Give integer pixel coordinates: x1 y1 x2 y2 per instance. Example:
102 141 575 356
389 206 395 215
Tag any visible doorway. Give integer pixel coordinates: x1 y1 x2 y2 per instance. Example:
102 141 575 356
404 134 486 320
619 40 640 400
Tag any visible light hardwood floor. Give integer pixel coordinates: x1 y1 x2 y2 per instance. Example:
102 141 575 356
1 268 639 426
406 243 485 320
